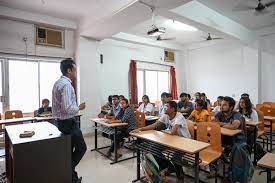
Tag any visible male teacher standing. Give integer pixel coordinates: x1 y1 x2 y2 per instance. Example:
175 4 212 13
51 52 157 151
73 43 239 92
52 58 87 183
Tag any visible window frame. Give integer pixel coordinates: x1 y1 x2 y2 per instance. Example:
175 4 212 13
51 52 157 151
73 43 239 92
0 56 60 113
137 68 170 102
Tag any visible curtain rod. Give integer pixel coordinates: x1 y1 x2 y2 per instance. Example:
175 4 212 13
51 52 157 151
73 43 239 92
135 60 174 67
0 52 69 61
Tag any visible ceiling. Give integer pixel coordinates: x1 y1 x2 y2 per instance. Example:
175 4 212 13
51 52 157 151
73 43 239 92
0 0 137 24
197 0 275 30
126 16 219 45
0 0 274 47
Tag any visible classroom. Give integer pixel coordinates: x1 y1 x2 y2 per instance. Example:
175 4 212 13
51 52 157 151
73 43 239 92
0 0 275 183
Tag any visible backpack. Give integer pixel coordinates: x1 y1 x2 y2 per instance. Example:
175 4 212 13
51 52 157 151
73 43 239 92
141 153 162 183
229 143 254 183
254 142 267 162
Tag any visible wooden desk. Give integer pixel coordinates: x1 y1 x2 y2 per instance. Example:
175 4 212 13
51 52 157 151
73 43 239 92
5 122 71 183
257 153 275 182
145 116 159 121
264 116 275 152
90 118 131 164
221 128 242 137
246 121 261 126
145 116 159 126
0 117 35 125
130 130 210 183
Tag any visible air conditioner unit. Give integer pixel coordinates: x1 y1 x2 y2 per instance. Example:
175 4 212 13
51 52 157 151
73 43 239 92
164 50 175 62
36 27 64 48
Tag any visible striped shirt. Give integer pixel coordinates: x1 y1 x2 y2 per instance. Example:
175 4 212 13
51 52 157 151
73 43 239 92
121 106 137 130
52 76 79 120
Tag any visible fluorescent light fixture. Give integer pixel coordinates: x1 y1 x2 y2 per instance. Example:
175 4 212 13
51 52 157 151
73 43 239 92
165 20 198 31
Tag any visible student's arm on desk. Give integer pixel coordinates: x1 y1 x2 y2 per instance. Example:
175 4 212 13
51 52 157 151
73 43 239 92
131 121 160 133
221 120 241 130
164 124 180 135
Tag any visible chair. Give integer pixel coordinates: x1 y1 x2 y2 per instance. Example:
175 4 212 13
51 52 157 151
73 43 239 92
134 111 145 128
33 110 39 117
256 110 268 149
187 120 195 139
196 122 222 183
4 110 23 119
256 104 264 111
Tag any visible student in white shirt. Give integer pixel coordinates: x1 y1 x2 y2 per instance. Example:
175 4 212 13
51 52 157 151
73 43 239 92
132 100 191 138
238 97 258 122
137 95 153 115
158 92 169 117
212 96 224 116
131 100 191 179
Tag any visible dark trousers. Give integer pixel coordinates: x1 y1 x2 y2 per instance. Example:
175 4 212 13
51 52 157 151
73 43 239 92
57 118 87 183
102 128 131 152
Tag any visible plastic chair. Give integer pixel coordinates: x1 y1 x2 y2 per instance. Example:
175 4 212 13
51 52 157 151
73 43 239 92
134 111 145 128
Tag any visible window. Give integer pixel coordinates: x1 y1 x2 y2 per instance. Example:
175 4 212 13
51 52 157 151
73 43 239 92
137 69 169 102
7 59 60 113
9 60 39 113
39 62 61 105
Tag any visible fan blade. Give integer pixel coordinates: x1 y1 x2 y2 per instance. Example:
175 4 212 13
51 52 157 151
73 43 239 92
232 4 255 12
265 1 275 7
211 37 223 40
157 37 176 41
254 9 270 16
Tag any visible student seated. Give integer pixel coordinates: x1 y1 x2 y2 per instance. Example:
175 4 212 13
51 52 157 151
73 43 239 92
214 96 244 130
157 92 169 117
167 93 173 102
99 95 123 119
212 96 224 115
137 95 154 115
178 92 193 116
107 98 137 157
187 99 210 122
238 97 258 122
214 96 245 149
234 93 255 110
132 101 190 179
119 95 125 101
201 93 211 111
100 95 113 114
37 99 52 116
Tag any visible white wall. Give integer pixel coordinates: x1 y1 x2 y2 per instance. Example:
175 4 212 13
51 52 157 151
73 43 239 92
183 40 259 104
0 18 75 58
261 34 275 102
76 37 183 133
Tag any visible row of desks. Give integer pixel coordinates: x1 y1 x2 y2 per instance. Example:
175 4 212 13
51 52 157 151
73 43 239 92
90 118 249 183
0 114 82 125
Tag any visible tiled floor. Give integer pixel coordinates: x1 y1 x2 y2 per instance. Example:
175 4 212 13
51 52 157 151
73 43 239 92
0 135 272 182
77 135 274 183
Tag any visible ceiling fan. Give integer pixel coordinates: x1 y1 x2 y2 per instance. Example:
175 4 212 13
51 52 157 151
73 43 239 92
233 0 275 14
203 33 223 41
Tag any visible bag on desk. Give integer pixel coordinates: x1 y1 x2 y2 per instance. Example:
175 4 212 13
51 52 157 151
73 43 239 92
141 153 162 183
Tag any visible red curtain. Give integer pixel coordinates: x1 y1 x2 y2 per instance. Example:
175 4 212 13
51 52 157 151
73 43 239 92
129 60 138 104
170 66 178 100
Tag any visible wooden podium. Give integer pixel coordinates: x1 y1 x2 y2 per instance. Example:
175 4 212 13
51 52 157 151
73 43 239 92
5 122 71 183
